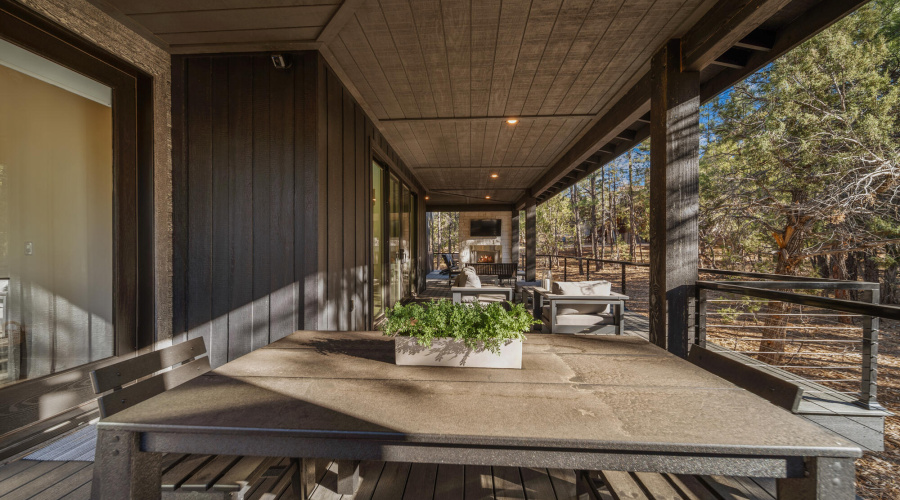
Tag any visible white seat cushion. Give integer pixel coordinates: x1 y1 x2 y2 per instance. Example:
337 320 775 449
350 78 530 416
462 294 507 304
542 306 615 326
551 281 612 314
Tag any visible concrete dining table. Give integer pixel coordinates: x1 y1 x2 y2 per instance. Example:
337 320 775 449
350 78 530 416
92 330 861 499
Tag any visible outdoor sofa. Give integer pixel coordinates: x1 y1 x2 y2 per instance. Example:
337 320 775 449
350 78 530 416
536 280 627 334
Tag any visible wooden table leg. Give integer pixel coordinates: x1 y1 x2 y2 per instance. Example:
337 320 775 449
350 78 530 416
336 460 361 495
91 429 160 500
290 458 317 499
575 470 596 500
777 457 855 499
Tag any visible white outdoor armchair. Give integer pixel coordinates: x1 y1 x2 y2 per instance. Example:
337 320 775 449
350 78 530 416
536 281 628 335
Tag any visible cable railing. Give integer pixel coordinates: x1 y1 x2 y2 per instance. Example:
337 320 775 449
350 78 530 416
694 279 898 411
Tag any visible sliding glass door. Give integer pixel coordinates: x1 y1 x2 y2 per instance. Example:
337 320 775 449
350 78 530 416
372 161 417 319
0 39 114 387
372 163 384 318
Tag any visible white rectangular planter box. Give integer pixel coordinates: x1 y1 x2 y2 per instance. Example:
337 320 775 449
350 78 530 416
394 336 522 369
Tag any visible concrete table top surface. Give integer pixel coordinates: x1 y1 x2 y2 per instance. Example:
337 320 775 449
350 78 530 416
100 331 861 458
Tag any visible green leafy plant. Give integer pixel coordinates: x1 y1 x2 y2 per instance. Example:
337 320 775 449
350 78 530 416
380 299 540 354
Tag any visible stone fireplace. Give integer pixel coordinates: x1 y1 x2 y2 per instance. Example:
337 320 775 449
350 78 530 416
458 211 512 265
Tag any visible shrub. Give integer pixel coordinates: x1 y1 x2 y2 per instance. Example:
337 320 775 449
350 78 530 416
380 299 540 354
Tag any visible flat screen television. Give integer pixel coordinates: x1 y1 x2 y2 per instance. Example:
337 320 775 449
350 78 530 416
470 219 502 237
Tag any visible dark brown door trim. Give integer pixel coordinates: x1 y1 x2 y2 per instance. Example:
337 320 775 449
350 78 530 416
0 0 155 436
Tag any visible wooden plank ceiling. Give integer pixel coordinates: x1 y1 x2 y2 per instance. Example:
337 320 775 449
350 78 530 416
329 0 716 206
93 0 725 206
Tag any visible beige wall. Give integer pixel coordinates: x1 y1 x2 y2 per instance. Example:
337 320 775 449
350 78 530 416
0 65 114 378
15 0 173 340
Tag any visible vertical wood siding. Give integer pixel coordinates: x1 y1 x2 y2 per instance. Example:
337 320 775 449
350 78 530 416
173 52 426 366
173 53 311 367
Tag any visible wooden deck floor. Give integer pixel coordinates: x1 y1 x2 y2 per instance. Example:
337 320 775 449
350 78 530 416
0 457 778 500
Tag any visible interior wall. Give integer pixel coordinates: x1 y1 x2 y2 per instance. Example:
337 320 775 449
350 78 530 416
0 64 113 378
15 0 173 340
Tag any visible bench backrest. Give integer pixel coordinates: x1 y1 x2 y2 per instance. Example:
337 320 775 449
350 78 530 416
687 344 804 412
90 337 211 418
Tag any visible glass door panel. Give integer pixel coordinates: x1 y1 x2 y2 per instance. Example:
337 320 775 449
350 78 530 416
0 51 114 386
371 162 384 318
388 175 402 306
400 184 410 299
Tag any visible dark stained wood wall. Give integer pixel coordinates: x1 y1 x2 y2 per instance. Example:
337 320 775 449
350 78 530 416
173 52 426 367
316 58 426 330
172 53 317 367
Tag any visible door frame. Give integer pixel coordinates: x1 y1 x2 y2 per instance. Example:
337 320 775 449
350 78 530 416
0 0 155 436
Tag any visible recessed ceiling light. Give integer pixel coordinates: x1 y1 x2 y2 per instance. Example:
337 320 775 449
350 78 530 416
506 118 518 125
485 195 491 199
490 173 499 178
425 196 429 200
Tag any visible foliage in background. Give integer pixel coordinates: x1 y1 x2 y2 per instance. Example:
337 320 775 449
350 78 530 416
701 0 900 275
380 299 538 354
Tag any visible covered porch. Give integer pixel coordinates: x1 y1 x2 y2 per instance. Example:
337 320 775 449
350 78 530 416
0 0 894 499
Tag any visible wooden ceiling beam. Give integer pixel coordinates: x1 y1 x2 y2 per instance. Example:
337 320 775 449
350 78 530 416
525 75 651 199
317 0 367 43
614 129 637 142
427 204 515 212
711 48 751 69
380 114 595 124
701 0 870 101
735 29 777 51
681 0 793 71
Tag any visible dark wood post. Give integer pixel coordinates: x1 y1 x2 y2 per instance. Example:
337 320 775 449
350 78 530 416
649 39 700 357
525 202 537 281
511 210 520 267
860 287 881 409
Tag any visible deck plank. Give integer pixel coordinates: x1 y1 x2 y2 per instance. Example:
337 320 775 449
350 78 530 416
371 462 411 500
667 474 717 500
353 461 386 500
0 461 89 499
465 465 495 500
0 459 40 483
403 463 438 499
519 468 557 500
634 472 682 500
434 464 465 500
29 463 94 500
59 480 91 500
0 460 69 497
493 466 526 500
598 470 649 500
547 469 578 500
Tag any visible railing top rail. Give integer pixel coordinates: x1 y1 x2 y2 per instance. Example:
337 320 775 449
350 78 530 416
697 281 900 321
699 267 867 283
534 254 650 267
713 280 880 291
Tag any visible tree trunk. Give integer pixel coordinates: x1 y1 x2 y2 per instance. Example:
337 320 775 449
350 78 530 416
883 244 900 304
758 223 807 364
572 186 584 275
589 173 599 263
627 150 636 262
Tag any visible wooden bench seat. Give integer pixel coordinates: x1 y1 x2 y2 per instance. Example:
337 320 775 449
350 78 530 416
89 338 308 500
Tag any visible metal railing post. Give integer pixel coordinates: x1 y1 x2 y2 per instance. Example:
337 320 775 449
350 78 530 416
621 264 627 295
860 287 882 410
695 287 707 348
586 259 590 280
564 257 568 282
